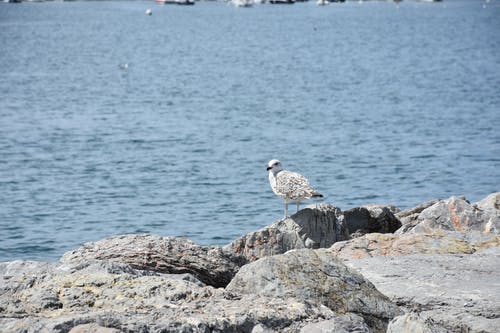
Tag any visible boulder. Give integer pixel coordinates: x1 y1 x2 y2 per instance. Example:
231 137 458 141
476 192 500 210
344 204 402 237
0 259 207 317
395 199 440 233
224 203 349 261
60 234 245 288
396 195 499 235
227 248 403 332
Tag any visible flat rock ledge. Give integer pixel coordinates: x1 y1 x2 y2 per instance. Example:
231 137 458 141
1 193 499 333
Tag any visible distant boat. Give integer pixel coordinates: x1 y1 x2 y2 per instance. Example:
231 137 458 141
155 0 175 4
317 0 329 5
155 0 195 5
176 0 195 5
269 0 295 4
232 0 254 7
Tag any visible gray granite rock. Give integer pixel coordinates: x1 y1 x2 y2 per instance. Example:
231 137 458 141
227 248 403 332
397 194 499 235
330 231 499 259
395 199 441 233
69 323 121 333
60 234 245 288
340 247 500 333
299 313 371 333
476 192 500 210
0 252 386 333
344 204 402 237
224 203 348 261
3 193 500 333
329 193 500 332
387 312 447 333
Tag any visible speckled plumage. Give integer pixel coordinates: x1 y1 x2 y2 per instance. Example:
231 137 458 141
267 159 323 217
270 170 319 201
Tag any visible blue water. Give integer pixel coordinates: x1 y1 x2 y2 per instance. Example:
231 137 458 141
0 0 499 262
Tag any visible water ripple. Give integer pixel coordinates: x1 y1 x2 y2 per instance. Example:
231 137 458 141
1 1 499 262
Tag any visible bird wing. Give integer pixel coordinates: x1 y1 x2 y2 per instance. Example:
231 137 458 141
275 170 316 200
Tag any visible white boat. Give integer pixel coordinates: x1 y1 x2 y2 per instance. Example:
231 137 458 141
232 0 254 7
317 0 329 5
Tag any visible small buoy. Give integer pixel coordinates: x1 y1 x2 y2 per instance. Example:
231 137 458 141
146 8 152 16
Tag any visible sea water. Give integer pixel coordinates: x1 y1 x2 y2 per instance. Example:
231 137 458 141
0 0 499 261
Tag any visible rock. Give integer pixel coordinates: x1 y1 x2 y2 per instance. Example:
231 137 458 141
3 193 499 333
69 323 121 333
329 193 500 333
387 312 444 333
1 242 401 333
396 195 499 235
226 248 403 332
395 199 441 233
299 313 371 333
60 234 245 288
338 247 500 333
330 232 500 259
476 192 500 210
0 256 385 333
0 259 208 315
251 324 277 333
224 203 349 261
344 204 402 237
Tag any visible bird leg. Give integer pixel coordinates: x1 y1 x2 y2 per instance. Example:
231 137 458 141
296 202 300 212
284 202 289 218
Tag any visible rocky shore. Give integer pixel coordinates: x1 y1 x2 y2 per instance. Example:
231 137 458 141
1 193 499 333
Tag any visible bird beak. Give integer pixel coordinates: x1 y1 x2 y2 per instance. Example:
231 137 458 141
266 166 272 171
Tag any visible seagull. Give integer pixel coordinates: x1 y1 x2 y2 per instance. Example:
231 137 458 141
267 159 324 218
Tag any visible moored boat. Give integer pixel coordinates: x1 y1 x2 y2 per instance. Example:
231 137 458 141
155 0 195 5
176 0 195 5
232 0 254 7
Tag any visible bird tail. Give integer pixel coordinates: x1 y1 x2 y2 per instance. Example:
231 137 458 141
311 192 324 198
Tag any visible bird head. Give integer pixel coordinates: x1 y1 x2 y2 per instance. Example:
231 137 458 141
266 159 283 174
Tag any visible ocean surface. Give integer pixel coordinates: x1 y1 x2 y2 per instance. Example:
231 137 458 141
1 0 499 262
